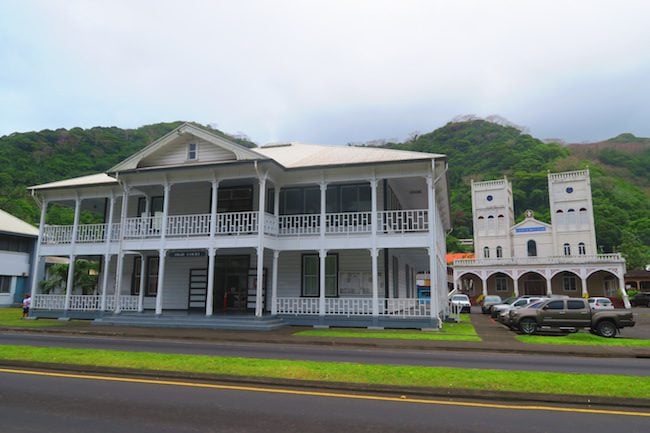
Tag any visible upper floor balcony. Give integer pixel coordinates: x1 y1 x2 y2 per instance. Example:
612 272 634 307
40 208 430 245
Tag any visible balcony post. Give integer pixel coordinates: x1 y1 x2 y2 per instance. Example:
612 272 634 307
426 174 439 324
370 177 378 238
320 182 327 238
155 249 166 315
210 179 219 238
100 194 116 312
114 186 130 313
71 195 81 245
319 249 327 316
255 175 267 317
271 250 279 315
30 198 48 299
100 254 111 312
371 247 379 316
206 247 216 316
161 182 171 239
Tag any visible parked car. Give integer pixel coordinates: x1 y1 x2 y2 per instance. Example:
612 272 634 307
509 298 635 337
449 294 472 313
588 297 614 310
495 297 546 323
480 295 503 314
502 300 546 328
630 292 650 307
491 296 544 318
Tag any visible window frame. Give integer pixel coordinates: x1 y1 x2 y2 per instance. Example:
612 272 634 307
187 142 198 161
301 253 339 297
0 275 12 293
563 274 577 292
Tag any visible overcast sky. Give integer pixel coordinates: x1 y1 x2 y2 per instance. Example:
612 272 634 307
1 0 649 145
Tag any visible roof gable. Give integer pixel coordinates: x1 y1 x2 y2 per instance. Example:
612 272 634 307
109 123 266 172
511 216 552 234
0 208 39 237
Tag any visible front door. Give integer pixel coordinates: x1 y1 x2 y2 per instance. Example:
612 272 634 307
213 255 250 312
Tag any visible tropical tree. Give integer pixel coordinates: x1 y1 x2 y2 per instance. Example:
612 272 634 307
39 259 100 294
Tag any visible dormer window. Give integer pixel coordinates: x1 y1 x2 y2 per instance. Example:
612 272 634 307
187 143 198 161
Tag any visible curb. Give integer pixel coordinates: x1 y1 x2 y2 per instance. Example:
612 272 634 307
2 359 649 410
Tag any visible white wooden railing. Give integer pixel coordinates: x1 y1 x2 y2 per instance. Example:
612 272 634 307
275 297 320 315
76 224 106 243
166 214 211 237
275 297 433 317
326 212 372 234
216 211 258 234
32 294 140 311
40 209 431 244
325 298 373 315
379 209 428 233
278 214 320 236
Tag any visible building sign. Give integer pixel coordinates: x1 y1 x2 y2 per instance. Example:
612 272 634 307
515 227 546 233
169 250 206 258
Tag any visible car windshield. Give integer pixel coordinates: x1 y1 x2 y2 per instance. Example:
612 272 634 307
452 295 468 301
485 296 501 303
502 297 517 305
526 301 544 309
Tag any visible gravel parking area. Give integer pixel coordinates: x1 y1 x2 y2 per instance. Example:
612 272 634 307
620 307 650 339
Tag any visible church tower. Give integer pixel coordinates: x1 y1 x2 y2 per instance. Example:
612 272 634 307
547 169 598 256
471 177 515 259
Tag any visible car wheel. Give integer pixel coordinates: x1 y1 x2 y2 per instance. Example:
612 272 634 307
519 318 537 335
596 321 617 338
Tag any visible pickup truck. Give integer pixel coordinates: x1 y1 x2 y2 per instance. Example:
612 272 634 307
508 298 634 337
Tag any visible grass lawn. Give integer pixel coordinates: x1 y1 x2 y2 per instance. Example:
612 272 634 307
294 314 480 341
0 344 648 399
0 308 76 328
516 332 650 347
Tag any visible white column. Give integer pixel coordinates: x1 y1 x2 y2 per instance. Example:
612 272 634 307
320 182 327 238
206 248 216 316
371 247 379 316
161 182 171 240
64 197 81 311
370 177 378 237
255 246 265 317
426 175 439 324
274 186 280 217
155 249 166 315
513 277 519 297
620 276 631 308
114 188 129 313
30 199 48 299
581 276 588 298
481 276 488 297
319 249 327 316
546 278 553 296
255 176 267 317
271 250 279 315
64 254 76 311
100 254 111 312
137 255 146 312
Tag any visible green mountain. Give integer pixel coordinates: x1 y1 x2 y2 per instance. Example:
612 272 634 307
1 119 648 269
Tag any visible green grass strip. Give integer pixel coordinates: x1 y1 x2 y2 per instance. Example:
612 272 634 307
517 333 650 347
0 308 69 328
0 344 648 399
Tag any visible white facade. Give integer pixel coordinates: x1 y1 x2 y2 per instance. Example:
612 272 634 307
28 123 451 327
454 170 629 307
0 209 38 306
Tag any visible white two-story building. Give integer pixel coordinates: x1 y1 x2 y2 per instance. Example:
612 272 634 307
28 123 451 329
453 169 630 307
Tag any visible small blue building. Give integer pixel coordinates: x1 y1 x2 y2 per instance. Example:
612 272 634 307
0 209 38 306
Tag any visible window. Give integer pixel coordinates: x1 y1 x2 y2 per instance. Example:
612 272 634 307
301 254 338 297
567 208 576 225
483 246 490 258
496 246 503 258
527 240 537 257
187 142 198 160
487 215 495 230
579 208 588 225
546 300 564 310
555 209 564 225
147 257 160 296
496 276 507 292
0 234 31 253
497 214 504 230
578 242 586 255
132 257 142 295
477 216 485 230
563 243 571 256
563 274 577 291
280 187 320 215
0 276 11 293
137 196 164 217
567 300 586 310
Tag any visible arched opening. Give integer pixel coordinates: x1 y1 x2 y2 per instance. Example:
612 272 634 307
483 246 490 258
579 207 588 225
563 243 571 256
550 271 582 296
567 208 576 225
587 270 623 306
487 215 495 230
578 242 586 255
486 272 513 297
527 240 537 257
555 209 564 225
457 273 482 302
518 271 546 296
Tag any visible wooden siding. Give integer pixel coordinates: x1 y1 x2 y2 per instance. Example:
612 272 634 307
139 138 237 168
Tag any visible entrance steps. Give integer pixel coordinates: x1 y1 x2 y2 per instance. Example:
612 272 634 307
93 313 287 331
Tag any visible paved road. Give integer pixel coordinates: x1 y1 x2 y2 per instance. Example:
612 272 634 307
1 331 649 376
0 368 648 433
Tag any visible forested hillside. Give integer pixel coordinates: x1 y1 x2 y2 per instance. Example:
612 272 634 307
1 119 648 269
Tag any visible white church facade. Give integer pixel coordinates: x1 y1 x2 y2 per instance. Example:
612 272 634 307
27 123 451 328
453 170 630 308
